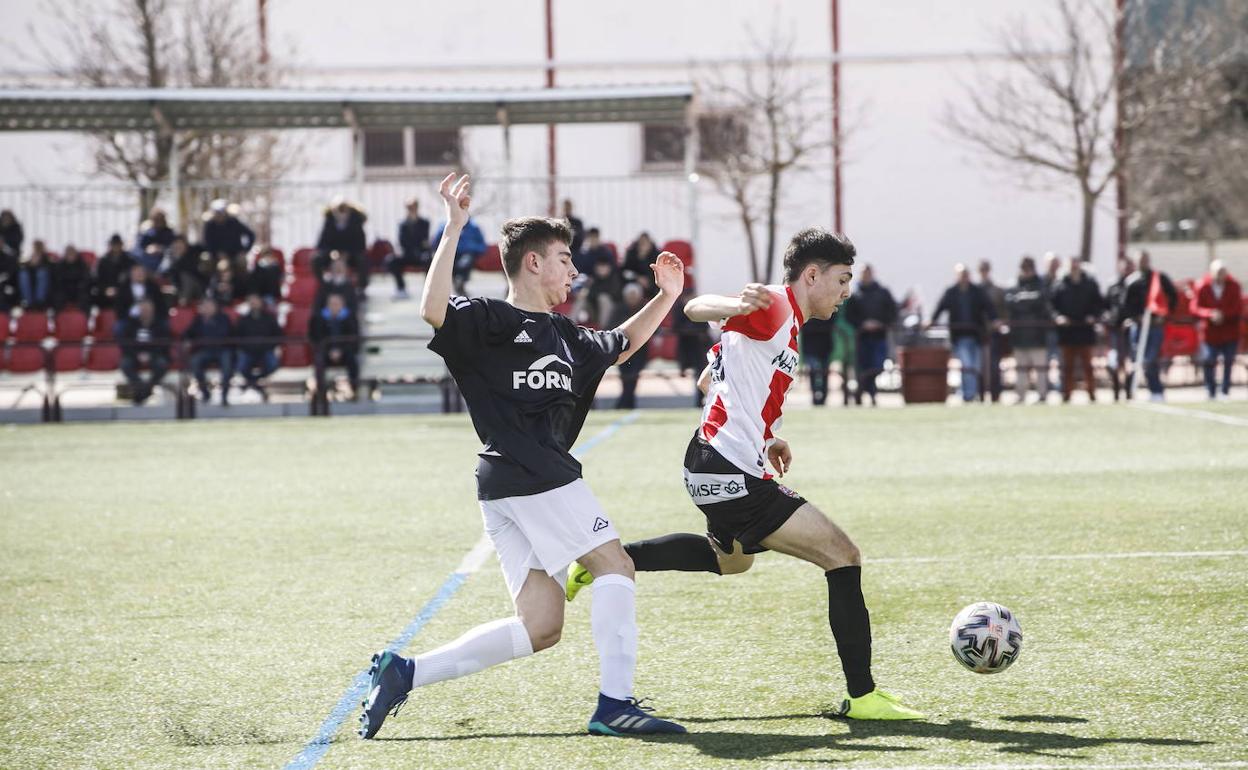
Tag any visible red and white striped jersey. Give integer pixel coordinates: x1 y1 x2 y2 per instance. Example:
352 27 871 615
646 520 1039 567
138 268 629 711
698 285 804 478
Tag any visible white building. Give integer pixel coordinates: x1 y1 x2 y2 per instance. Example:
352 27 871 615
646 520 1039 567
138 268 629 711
0 0 1119 303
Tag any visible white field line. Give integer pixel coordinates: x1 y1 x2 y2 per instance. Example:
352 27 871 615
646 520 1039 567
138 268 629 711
869 549 1248 565
1131 401 1248 427
845 762 1247 770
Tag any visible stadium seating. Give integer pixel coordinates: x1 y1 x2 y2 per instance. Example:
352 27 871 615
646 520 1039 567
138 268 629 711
53 309 89 372
291 247 316 277
476 244 503 272
661 239 694 267
85 343 121 372
285 276 319 307
15 311 50 343
78 250 97 268
0 312 9 344
368 239 394 273
8 345 45 373
168 307 196 338
281 341 312 367
92 309 117 341
603 242 619 264
284 307 312 337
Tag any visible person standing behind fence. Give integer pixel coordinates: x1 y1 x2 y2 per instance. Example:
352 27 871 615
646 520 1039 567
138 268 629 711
1005 256 1052 404
388 197 430 299
309 292 361 399
185 296 236 406
929 264 995 403
316 197 369 291
800 313 835 406
202 200 255 273
610 282 650 409
843 264 897 406
1190 260 1243 400
1051 256 1104 403
977 260 1008 403
1122 250 1178 401
430 216 486 297
0 209 23 262
1104 255 1135 401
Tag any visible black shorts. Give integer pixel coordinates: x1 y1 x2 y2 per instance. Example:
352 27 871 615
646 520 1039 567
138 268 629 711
682 433 807 555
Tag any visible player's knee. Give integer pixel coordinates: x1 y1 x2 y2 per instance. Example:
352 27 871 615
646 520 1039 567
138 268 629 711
718 552 754 575
523 617 563 652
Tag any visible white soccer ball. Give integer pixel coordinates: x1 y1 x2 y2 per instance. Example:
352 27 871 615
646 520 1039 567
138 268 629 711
949 601 1022 674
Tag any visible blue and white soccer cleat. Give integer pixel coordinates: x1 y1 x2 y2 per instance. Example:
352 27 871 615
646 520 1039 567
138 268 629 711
588 694 687 736
358 650 414 739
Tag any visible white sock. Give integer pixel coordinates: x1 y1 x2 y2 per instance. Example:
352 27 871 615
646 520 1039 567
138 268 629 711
591 574 637 701
411 617 533 688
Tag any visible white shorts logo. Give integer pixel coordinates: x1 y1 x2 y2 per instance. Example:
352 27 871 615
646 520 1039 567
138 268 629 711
683 470 748 505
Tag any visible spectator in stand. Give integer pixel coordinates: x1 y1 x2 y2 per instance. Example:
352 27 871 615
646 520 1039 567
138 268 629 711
562 199 585 260
18 239 53 310
52 245 91 311
1042 251 1063 392
389 197 430 299
315 253 358 314
235 292 282 400
1005 256 1052 404
136 207 175 273
0 209 23 263
116 263 167 322
430 215 486 296
202 199 255 272
672 285 712 406
575 227 609 276
929 263 996 403
609 282 649 409
1190 259 1243 400
184 296 236 406
621 232 661 292
316 196 369 290
0 239 16 311
248 246 284 306
1051 256 1104 403
91 234 135 310
800 314 835 406
309 292 361 398
208 259 245 307
169 235 211 305
1104 255 1135 401
978 259 1008 403
1122 250 1178 401
843 264 898 406
118 297 171 405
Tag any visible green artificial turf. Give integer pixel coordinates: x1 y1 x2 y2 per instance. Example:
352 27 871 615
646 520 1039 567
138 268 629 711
1 404 1245 769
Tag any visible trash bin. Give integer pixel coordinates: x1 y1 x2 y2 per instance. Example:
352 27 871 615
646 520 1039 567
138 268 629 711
898 346 950 404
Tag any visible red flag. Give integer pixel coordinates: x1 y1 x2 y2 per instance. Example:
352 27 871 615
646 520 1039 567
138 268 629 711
1146 271 1170 318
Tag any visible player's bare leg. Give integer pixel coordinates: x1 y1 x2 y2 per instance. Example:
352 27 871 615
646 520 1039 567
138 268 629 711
761 503 923 720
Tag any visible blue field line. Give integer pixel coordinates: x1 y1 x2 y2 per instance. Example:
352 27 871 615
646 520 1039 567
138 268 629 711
283 411 640 770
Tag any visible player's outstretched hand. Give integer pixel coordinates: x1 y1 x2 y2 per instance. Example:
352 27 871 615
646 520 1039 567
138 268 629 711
651 251 685 296
735 283 773 316
767 438 792 477
438 173 471 228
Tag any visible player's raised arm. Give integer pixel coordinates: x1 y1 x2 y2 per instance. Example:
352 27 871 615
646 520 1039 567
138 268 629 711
683 283 773 323
419 173 471 329
613 251 684 365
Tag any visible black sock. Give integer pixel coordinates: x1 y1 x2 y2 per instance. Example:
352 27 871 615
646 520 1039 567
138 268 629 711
624 533 721 574
826 566 875 698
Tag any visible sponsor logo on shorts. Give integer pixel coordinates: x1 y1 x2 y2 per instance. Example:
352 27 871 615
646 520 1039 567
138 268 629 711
683 470 749 505
776 484 801 499
592 516 609 532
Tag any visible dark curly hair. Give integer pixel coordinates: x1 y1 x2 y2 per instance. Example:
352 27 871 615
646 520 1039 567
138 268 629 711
783 227 856 283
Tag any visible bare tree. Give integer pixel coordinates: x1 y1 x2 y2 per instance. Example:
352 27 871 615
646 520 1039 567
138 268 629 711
30 0 301 232
1126 0 1248 240
698 26 833 283
945 0 1129 260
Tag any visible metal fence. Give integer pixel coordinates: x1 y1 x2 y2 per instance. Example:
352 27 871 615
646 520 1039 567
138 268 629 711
0 174 691 256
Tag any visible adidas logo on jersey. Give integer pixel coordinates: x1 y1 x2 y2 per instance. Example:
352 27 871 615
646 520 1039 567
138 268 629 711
512 354 573 391
514 330 533 344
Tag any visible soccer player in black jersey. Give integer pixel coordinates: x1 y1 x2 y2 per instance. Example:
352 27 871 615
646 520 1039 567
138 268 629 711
359 174 687 739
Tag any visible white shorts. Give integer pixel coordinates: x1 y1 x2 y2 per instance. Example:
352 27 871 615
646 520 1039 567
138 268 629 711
480 479 620 600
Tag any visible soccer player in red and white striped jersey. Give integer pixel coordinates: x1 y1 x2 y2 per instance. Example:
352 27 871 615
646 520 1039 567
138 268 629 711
567 227 925 720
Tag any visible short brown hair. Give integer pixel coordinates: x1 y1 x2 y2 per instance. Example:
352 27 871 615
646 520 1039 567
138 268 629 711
782 227 855 283
499 217 571 277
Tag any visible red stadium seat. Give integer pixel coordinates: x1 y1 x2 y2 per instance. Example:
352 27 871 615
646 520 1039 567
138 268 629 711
284 307 312 336
54 309 89 342
8 346 46 373
285 276 319 307
476 244 503 272
292 247 316 276
78 250 97 268
603 242 619 264
168 308 196 338
86 343 121 371
281 342 312 367
92 309 117 341
653 333 678 361
14 311 49 342
661 239 695 267
53 344 84 372
0 312 9 343
368 239 394 273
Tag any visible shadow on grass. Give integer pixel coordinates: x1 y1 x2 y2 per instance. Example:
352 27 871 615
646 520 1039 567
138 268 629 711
1000 714 1089 724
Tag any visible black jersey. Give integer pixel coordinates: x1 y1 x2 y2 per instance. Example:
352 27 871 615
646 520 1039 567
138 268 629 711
428 295 629 500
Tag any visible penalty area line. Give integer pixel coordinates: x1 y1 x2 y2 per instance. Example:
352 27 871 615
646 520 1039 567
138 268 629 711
283 411 640 770
1130 401 1248 427
870 549 1248 565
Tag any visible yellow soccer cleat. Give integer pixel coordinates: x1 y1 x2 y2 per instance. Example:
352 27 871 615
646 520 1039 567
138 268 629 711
835 689 925 720
565 561 594 602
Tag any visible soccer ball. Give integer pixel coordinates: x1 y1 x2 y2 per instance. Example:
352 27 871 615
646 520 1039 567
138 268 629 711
949 601 1022 674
